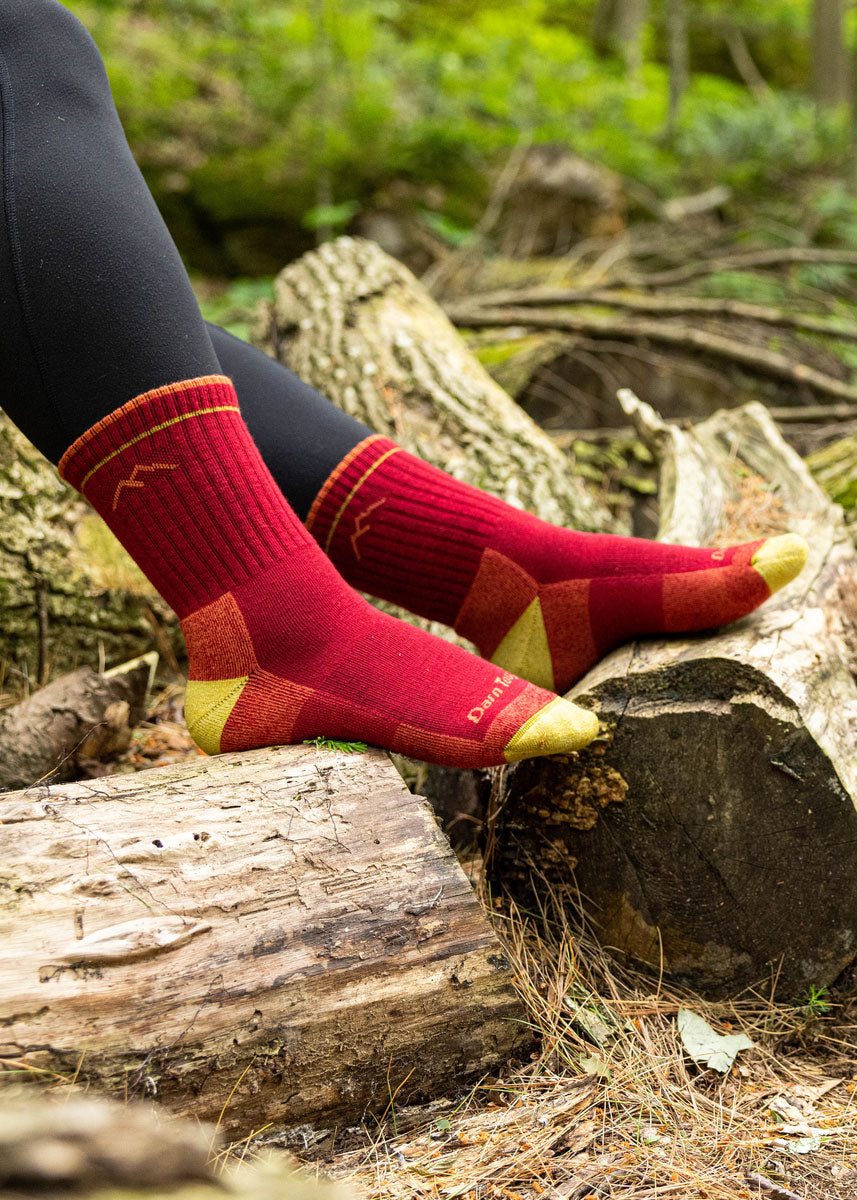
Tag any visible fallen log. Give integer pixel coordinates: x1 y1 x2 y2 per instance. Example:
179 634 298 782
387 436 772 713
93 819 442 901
0 655 155 792
0 1091 349 1200
253 236 617 534
491 396 857 998
0 743 530 1138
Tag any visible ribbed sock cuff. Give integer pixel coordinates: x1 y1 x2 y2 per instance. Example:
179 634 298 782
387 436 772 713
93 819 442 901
60 375 314 617
59 375 237 494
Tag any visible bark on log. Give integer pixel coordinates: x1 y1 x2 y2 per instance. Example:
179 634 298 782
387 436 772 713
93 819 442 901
0 416 180 681
253 236 618 534
0 657 154 792
491 397 857 998
0 743 531 1138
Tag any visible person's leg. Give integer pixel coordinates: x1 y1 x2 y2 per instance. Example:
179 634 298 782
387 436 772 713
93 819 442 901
0 0 596 766
204 327 808 694
206 324 372 522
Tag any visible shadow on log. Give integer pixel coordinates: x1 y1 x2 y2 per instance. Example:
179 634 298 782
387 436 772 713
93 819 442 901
0 744 530 1138
492 397 857 998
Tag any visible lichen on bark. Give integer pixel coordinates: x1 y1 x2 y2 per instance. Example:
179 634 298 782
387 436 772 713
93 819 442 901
0 415 180 683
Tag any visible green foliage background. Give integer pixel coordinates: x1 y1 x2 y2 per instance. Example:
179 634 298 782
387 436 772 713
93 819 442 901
66 1 857 276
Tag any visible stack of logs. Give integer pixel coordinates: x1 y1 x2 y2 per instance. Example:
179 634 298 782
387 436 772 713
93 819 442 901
1 239 856 1143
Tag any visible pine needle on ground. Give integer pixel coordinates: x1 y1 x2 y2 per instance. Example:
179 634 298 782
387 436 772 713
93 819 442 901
321 873 857 1200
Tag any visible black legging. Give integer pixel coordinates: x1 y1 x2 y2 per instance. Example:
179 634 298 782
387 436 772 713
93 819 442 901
0 0 369 520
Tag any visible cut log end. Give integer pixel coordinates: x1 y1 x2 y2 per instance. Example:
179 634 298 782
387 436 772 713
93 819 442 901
497 658 857 996
491 396 857 999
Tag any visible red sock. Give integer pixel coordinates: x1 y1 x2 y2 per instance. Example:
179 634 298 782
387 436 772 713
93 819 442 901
306 436 808 692
59 378 598 766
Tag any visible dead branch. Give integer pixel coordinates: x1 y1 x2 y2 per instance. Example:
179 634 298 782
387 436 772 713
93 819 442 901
453 288 857 343
446 304 857 402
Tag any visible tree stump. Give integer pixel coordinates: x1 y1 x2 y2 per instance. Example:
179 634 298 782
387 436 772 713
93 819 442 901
0 744 530 1138
492 397 857 998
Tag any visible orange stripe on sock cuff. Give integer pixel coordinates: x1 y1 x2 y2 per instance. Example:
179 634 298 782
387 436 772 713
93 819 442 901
58 375 235 484
304 434 390 533
79 406 241 493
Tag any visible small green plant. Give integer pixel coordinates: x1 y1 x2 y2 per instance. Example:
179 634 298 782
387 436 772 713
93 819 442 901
304 736 368 754
799 985 832 1017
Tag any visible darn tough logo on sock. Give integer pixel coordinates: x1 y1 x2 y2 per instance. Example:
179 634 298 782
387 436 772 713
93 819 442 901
112 463 177 509
350 498 386 560
468 672 515 724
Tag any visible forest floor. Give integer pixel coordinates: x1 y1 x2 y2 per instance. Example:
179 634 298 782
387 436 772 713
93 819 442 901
95 689 857 1200
320 892 857 1200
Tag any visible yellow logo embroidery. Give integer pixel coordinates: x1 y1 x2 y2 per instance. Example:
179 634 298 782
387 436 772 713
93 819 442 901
350 498 386 559
112 462 176 509
468 673 515 724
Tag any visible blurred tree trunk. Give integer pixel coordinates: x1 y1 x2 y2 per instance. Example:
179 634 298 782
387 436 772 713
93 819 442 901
812 0 849 108
592 0 649 74
665 0 689 137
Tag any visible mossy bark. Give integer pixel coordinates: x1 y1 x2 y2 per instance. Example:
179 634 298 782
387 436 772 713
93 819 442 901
0 416 180 685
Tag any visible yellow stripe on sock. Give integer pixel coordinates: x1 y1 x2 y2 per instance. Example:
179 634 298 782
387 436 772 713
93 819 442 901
77 406 240 492
323 446 402 554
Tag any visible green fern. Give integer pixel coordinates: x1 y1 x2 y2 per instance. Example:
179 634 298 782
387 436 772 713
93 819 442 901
304 736 368 755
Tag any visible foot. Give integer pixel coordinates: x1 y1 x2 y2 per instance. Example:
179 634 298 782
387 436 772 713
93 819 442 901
305 436 808 696
454 528 808 692
181 548 598 767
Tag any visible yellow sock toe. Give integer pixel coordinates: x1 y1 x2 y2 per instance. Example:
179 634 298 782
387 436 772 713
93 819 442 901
503 696 599 762
750 533 808 594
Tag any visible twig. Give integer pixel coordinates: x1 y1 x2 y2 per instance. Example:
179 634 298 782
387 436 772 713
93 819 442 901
744 1171 803 1200
421 132 532 295
446 304 857 401
615 246 857 289
547 403 857 447
724 27 772 98
454 287 857 343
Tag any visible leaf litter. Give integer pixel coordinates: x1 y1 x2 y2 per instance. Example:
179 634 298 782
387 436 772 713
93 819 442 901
300 872 857 1200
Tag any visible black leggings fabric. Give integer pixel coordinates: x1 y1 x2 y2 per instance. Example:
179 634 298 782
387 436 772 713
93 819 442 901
207 326 371 521
0 0 368 520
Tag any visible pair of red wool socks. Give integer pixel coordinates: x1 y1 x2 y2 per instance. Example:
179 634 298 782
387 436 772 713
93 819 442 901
59 377 807 767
